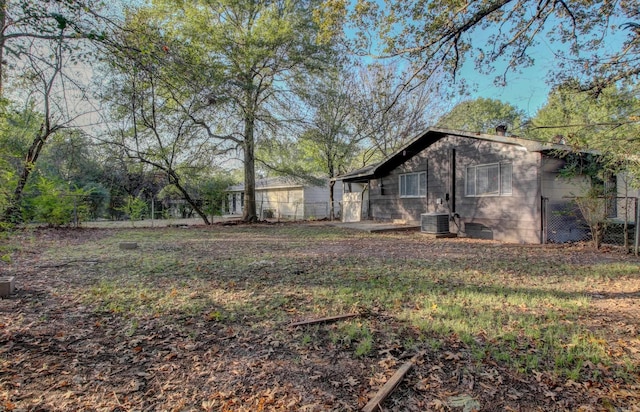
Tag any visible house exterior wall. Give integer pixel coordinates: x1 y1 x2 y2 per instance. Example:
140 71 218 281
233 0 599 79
617 172 640 198
226 179 343 221
303 183 343 219
616 172 639 223
256 187 304 219
541 158 590 201
369 134 544 243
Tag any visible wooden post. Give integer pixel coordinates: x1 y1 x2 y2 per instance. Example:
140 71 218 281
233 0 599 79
634 197 639 256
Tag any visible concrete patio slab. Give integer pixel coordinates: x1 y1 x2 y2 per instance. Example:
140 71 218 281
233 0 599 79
328 221 421 233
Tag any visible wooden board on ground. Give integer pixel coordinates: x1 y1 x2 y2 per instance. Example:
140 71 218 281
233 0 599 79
289 313 359 328
362 351 425 412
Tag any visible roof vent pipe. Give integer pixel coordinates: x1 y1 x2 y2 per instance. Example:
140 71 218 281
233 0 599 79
496 125 507 136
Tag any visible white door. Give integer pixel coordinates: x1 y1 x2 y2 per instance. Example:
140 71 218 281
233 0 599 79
342 192 362 222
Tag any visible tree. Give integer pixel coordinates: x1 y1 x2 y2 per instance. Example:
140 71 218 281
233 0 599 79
0 102 112 223
574 186 612 250
437 98 527 134
38 130 103 185
3 35 71 222
135 0 334 222
100 17 225 225
0 1 109 223
349 62 445 163
318 1 640 96
0 100 41 170
24 176 91 227
529 82 640 157
0 0 106 95
117 194 148 227
0 142 13 225
297 70 365 220
197 174 237 218
35 130 112 219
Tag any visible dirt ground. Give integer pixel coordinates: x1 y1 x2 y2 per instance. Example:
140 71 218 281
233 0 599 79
0 224 639 411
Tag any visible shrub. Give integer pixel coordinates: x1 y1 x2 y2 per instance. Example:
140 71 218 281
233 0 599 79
117 194 148 226
27 177 90 226
574 186 613 249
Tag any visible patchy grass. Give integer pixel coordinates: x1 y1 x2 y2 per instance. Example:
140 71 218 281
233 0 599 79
1 223 639 411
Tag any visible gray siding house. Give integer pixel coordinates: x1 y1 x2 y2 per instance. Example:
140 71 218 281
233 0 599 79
336 127 594 244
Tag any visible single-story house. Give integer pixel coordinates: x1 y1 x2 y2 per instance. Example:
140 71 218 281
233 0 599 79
226 176 342 220
335 127 614 244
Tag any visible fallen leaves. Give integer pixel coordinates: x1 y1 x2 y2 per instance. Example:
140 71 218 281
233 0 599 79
447 394 481 412
444 351 463 361
0 226 638 411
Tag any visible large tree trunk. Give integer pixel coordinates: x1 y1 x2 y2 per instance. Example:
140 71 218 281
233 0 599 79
242 91 258 222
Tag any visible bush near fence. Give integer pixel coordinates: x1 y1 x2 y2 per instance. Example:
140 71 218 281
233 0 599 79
545 196 638 249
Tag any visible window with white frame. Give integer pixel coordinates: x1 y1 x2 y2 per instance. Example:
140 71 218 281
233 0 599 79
399 172 426 198
465 162 512 196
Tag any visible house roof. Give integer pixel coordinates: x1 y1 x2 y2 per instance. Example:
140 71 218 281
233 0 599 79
227 175 326 192
336 127 565 183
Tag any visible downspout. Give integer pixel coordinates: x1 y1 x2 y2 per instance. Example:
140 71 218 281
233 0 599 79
447 148 461 234
449 149 456 214
425 159 429 206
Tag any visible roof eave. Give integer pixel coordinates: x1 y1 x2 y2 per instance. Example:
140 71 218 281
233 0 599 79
333 127 588 182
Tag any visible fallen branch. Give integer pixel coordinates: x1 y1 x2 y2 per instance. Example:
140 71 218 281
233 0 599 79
36 259 102 268
362 351 425 412
289 313 359 328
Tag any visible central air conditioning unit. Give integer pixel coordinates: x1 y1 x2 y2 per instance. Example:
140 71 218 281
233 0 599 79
421 213 450 234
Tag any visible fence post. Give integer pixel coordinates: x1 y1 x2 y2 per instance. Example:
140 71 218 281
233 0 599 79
633 197 640 256
541 197 548 244
73 195 78 228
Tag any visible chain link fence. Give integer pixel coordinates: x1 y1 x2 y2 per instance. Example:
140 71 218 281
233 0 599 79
256 201 339 221
544 196 638 251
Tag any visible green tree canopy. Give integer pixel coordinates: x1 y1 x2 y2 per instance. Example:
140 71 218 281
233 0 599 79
129 0 335 222
437 98 527 135
529 82 640 176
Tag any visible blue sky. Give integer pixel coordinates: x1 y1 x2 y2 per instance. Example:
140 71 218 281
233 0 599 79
458 49 555 117
452 25 563 118
403 6 631 120
457 30 628 118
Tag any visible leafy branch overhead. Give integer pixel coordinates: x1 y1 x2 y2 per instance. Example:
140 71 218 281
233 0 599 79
326 0 640 90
